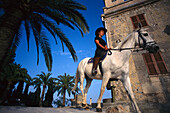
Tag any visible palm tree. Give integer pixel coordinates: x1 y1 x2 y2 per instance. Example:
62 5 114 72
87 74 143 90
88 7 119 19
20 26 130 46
56 73 79 107
30 84 41 106
0 63 24 104
0 48 16 99
11 67 30 101
0 0 89 71
43 78 58 107
33 71 57 107
23 76 32 102
32 76 42 106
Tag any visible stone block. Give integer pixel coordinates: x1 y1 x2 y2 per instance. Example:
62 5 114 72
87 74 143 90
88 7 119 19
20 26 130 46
151 81 163 93
150 77 160 82
143 109 160 113
142 81 163 94
142 83 155 94
106 105 131 113
76 94 83 104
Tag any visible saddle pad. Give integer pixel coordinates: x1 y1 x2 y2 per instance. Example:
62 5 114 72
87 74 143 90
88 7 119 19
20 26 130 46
87 53 107 64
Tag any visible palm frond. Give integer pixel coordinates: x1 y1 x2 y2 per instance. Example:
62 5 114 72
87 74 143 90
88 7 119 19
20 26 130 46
33 8 76 32
34 1 89 36
10 22 24 49
52 2 89 33
30 13 77 61
46 73 52 80
24 19 31 51
63 8 89 33
39 32 52 71
30 13 58 45
54 27 78 61
29 17 42 65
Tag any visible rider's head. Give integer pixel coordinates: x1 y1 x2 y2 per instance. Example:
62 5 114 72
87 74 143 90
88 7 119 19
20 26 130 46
95 27 107 37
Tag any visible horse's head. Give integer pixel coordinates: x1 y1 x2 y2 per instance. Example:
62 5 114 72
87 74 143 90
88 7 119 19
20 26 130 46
134 28 159 53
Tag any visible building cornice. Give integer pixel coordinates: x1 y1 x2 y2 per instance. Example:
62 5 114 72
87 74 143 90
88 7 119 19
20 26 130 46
103 0 133 10
102 0 160 18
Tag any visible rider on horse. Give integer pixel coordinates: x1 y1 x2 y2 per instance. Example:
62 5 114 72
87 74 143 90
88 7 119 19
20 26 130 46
92 27 109 76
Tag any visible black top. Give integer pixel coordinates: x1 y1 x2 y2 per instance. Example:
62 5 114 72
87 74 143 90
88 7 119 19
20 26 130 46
94 36 107 57
95 37 106 50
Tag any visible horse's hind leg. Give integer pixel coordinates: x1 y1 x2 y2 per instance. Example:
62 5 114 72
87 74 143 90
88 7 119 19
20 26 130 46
79 71 85 105
121 76 141 113
82 75 93 107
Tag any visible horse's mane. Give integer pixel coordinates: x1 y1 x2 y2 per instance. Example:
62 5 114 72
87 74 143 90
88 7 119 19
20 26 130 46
115 31 134 49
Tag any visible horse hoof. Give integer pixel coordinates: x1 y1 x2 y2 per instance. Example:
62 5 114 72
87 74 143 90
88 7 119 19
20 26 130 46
85 106 90 110
96 108 102 112
82 103 86 107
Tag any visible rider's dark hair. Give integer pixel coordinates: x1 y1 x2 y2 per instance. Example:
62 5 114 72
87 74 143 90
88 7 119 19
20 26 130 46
95 27 107 36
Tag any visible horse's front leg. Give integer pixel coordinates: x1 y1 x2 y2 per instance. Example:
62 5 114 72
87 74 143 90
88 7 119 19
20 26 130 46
96 74 110 112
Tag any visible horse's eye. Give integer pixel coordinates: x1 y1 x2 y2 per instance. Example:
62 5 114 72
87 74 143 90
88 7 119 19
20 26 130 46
116 39 121 43
143 33 148 36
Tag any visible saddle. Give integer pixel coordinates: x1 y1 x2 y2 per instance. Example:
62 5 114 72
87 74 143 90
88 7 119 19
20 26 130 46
87 53 107 64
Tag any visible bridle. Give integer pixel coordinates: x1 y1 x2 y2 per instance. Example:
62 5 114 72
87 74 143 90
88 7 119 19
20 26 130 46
108 29 156 55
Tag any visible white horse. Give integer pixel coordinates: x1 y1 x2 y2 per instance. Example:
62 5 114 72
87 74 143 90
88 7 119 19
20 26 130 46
72 28 159 113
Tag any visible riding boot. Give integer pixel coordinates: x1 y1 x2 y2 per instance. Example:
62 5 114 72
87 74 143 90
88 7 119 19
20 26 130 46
92 57 101 76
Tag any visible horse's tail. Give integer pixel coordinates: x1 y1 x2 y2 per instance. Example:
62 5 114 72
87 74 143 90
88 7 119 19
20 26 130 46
72 68 79 94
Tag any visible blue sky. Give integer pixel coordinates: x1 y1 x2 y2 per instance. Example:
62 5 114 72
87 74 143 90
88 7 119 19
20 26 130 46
15 0 112 105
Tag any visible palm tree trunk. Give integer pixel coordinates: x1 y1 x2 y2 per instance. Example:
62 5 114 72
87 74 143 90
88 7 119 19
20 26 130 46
39 84 46 107
0 8 24 69
23 83 30 97
0 82 12 104
34 86 41 106
16 81 24 99
62 87 66 107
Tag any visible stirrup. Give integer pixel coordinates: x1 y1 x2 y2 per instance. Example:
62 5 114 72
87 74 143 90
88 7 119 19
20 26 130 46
92 69 97 76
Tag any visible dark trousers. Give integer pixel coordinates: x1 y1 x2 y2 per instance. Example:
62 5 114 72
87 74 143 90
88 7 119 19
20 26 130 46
92 57 101 70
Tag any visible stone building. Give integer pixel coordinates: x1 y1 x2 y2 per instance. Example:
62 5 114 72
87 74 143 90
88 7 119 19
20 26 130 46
101 0 170 112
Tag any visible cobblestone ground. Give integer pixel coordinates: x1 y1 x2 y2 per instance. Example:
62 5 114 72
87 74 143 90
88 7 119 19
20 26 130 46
0 106 103 113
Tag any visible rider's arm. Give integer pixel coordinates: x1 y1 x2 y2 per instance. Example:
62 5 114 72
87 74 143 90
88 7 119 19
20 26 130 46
95 40 108 51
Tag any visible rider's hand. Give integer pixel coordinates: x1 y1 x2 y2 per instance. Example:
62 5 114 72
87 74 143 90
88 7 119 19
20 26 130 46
104 47 108 51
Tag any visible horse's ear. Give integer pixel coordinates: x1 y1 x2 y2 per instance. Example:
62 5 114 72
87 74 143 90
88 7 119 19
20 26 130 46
138 23 142 29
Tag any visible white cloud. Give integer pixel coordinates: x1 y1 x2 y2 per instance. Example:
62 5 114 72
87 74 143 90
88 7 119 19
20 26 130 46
60 52 71 56
52 50 71 56
69 56 72 59
77 50 83 53
53 49 93 58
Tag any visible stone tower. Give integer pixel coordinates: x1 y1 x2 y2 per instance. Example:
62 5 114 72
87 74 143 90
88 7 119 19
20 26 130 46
102 0 170 112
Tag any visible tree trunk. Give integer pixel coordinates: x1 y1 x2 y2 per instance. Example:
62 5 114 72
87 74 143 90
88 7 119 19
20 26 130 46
15 81 24 99
23 83 29 104
0 8 24 69
0 82 12 104
23 83 29 98
33 86 40 106
0 81 8 98
62 87 66 107
39 84 46 107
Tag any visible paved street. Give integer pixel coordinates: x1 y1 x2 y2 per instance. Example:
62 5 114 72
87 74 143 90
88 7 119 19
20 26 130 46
0 106 101 113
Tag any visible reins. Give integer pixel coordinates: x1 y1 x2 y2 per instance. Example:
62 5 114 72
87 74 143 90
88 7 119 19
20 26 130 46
107 48 144 55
